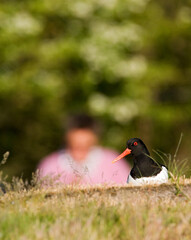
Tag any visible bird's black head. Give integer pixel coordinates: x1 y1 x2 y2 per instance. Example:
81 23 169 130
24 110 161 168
126 138 150 157
112 137 150 164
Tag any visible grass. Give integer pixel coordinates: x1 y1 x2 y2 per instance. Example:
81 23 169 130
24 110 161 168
1 182 191 240
152 133 191 199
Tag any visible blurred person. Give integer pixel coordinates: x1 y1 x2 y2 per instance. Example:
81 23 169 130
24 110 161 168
37 114 130 185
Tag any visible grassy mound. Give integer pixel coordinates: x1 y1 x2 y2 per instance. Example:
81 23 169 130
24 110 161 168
1 181 191 240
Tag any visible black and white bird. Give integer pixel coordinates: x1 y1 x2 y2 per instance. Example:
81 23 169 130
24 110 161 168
112 138 168 185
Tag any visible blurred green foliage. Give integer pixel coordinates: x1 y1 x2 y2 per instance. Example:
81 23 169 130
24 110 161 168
0 0 191 178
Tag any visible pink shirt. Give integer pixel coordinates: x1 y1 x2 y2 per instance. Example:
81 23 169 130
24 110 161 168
37 147 131 186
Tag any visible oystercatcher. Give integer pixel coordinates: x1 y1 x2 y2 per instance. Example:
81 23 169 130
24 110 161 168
112 138 168 185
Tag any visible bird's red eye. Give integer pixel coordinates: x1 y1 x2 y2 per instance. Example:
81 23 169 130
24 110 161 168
134 142 138 146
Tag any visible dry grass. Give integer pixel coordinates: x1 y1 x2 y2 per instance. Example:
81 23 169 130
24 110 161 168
1 179 191 240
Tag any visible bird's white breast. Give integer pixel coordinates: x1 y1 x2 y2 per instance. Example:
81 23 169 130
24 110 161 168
127 166 168 185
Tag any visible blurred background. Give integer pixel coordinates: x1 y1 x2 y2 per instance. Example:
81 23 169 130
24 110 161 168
0 0 191 180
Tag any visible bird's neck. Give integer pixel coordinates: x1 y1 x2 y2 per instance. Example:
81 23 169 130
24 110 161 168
131 152 161 178
133 151 152 165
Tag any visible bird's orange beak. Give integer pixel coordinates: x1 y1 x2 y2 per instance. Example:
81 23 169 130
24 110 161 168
112 148 131 163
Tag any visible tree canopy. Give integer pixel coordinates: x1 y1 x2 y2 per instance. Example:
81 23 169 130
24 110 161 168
0 0 191 178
